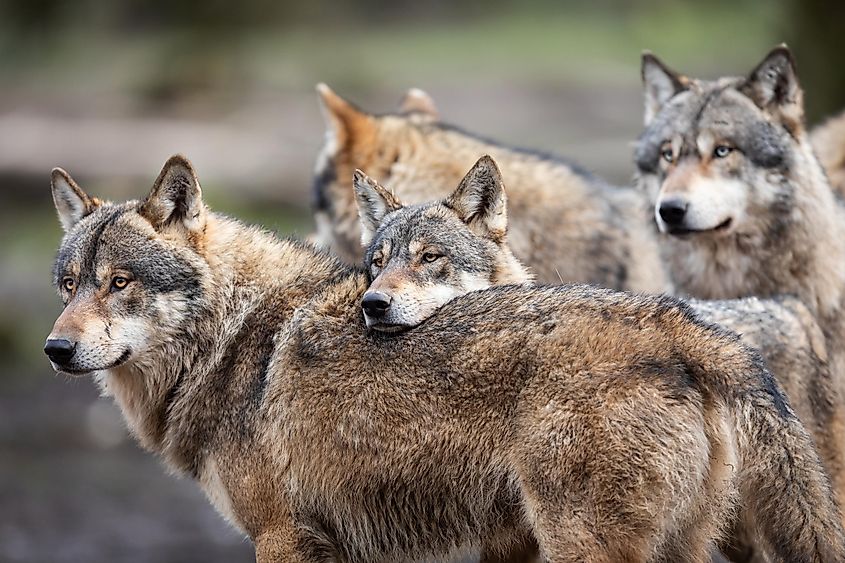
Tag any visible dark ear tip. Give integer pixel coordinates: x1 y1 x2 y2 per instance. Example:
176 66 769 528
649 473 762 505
353 169 378 190
161 154 198 181
163 153 192 169
641 51 661 69
764 44 795 66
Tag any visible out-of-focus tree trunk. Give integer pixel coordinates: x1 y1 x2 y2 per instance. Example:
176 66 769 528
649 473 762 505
785 0 845 124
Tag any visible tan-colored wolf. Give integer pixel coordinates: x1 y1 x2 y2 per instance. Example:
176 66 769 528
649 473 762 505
311 84 670 294
354 154 845 562
44 155 844 562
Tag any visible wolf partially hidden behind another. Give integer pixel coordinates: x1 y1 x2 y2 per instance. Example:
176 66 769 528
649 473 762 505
354 154 845 562
312 83 670 294
44 155 844 562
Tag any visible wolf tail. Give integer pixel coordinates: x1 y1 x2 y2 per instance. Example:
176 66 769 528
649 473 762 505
696 339 845 562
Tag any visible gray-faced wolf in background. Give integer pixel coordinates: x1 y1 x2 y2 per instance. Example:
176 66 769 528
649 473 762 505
635 45 845 537
635 45 845 320
355 153 845 563
311 83 671 294
44 155 845 562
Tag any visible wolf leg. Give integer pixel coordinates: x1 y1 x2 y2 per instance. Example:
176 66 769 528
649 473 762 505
254 526 322 563
479 537 540 563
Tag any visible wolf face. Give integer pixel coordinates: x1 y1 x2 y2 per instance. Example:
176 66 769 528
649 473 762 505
355 156 530 332
45 157 208 376
636 47 801 240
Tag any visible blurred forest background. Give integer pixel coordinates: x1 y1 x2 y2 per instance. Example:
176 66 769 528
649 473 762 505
0 0 842 561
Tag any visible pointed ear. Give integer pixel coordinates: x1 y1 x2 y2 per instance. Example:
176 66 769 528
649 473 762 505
51 168 99 232
353 170 404 247
444 155 508 242
316 83 373 148
398 88 439 118
139 155 205 233
741 45 803 129
641 52 689 125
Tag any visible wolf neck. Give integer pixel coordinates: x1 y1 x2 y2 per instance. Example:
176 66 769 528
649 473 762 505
670 143 845 332
104 212 358 469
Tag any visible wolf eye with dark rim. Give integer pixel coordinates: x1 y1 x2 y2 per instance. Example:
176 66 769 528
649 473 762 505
62 277 75 292
372 256 384 269
661 147 674 163
713 145 734 158
110 276 130 291
422 252 442 263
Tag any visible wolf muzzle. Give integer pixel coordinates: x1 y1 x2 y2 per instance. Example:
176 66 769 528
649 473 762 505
658 198 688 227
362 291 392 319
44 338 76 364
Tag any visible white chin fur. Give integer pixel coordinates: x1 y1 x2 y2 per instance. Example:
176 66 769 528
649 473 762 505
657 177 747 232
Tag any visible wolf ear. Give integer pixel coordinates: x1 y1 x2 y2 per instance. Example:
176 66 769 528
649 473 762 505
51 168 99 232
444 155 508 242
353 170 404 247
641 52 689 125
316 83 373 148
140 155 205 234
398 88 439 118
742 45 803 129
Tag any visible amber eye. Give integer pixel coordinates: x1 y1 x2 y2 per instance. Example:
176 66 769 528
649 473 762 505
422 252 442 263
111 276 130 291
713 145 733 158
62 277 75 292
661 147 674 163
371 256 384 269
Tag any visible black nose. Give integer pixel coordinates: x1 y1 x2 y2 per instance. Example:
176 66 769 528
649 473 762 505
658 199 688 226
362 292 392 318
44 338 76 363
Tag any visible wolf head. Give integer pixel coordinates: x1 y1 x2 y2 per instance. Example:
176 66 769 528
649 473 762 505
354 155 531 332
313 84 445 263
45 156 209 376
636 46 810 239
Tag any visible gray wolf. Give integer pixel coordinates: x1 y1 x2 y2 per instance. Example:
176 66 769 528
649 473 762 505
634 45 845 315
355 155 845 562
354 155 531 331
635 45 845 557
44 155 844 562
312 83 670 294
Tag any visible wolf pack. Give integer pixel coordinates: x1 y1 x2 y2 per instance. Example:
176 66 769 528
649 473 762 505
41 45 845 562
